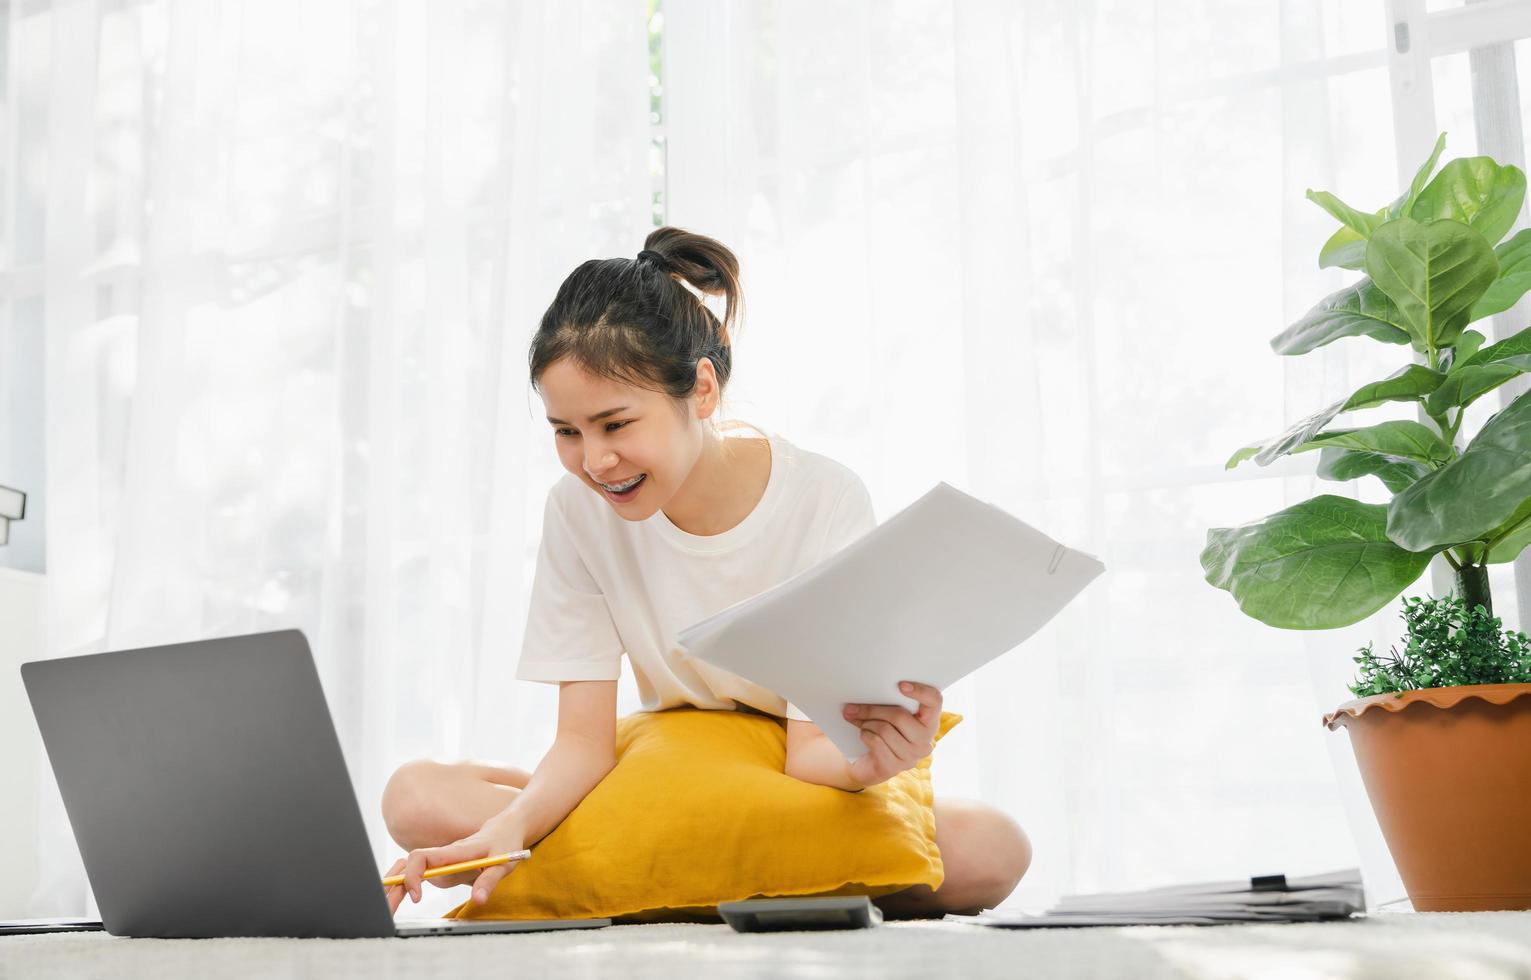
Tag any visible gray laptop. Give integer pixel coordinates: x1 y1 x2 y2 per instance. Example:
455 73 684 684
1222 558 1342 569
20 629 610 938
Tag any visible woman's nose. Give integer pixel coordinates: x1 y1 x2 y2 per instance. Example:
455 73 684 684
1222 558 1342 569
585 448 618 477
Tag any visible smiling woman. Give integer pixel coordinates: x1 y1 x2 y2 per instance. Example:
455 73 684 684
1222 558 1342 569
537 358 771 532
528 227 767 534
380 226 1032 917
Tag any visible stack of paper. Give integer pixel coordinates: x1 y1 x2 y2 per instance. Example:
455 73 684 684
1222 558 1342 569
946 870 1365 927
676 482 1105 760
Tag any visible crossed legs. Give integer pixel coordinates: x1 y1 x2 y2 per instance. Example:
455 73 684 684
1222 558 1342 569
872 798 1031 918
381 759 1031 916
381 758 531 851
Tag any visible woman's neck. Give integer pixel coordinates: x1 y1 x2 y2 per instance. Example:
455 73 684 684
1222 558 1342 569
662 424 771 536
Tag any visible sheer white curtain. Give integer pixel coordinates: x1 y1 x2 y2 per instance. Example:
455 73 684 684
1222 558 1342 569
21 0 650 916
21 0 1529 922
661 0 1447 910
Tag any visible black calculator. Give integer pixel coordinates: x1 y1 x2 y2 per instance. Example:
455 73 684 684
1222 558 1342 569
718 896 883 932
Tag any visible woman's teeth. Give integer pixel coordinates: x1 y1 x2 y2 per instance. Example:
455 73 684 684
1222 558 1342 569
599 474 645 493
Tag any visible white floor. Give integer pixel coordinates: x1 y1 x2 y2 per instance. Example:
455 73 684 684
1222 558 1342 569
4 911 1530 979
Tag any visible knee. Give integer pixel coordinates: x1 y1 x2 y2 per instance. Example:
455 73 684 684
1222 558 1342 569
382 759 448 851
991 814 1033 896
967 808 1032 906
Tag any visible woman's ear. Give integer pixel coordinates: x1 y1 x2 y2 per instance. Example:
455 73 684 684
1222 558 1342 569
691 357 720 421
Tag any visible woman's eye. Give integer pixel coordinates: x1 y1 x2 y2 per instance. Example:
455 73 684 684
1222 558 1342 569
557 422 627 434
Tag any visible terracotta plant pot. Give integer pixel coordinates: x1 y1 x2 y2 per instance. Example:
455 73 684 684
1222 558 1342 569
1323 683 1531 911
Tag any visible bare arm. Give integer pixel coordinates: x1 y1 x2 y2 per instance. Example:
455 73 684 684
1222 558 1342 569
390 679 618 909
489 679 618 845
785 719 866 791
784 681 945 791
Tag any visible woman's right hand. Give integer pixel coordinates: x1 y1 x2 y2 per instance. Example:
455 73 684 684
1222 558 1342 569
384 816 528 913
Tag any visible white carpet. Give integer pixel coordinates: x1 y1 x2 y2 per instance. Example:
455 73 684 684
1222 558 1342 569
3 912 1530 979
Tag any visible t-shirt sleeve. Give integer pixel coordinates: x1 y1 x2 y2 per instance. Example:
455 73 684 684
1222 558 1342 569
822 475 877 556
515 491 625 684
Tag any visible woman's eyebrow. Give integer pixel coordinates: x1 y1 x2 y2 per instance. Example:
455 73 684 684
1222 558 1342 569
546 406 630 425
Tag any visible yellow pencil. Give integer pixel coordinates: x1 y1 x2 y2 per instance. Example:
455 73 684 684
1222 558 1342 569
381 850 531 888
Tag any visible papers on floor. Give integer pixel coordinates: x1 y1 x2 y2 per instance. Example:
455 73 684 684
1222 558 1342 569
946 869 1365 927
676 481 1105 760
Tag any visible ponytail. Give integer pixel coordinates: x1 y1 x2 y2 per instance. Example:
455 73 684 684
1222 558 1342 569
635 225 743 347
529 226 745 402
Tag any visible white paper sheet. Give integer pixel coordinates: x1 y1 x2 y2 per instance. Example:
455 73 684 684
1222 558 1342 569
675 482 1106 760
944 869 1365 927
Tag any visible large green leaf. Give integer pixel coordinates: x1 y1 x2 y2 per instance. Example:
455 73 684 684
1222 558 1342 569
1365 217 1498 353
1469 229 1531 321
1387 388 1531 552
1319 226 1369 271
1447 329 1487 372
1486 497 1531 563
1202 495 1437 629
1311 134 1446 270
1423 362 1524 415
1459 322 1531 371
1387 132 1449 218
1341 364 1445 410
1227 400 1344 469
1316 447 1429 493
1296 420 1454 465
1410 157 1527 246
1270 278 1411 355
1228 371 1447 471
1307 189 1384 238
1225 445 1260 469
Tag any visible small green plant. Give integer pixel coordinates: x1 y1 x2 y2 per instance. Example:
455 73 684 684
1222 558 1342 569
1203 132 1531 640
1350 594 1531 697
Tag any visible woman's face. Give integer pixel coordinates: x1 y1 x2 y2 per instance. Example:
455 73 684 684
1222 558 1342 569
537 357 712 521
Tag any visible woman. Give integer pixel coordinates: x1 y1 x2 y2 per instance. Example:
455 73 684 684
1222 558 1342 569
381 227 1031 918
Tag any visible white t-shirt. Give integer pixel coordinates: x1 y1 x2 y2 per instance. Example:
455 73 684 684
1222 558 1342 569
515 426 876 722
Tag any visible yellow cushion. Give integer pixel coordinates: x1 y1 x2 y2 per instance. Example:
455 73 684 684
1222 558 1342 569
445 707 962 922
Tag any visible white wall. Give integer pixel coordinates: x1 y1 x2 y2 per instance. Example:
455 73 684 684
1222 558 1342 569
0 567 45 917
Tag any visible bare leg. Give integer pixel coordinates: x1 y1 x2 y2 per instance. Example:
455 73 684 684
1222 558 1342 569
872 798 1032 919
382 759 534 851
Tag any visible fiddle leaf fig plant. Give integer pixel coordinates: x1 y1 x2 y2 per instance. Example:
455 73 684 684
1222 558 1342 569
1203 134 1531 631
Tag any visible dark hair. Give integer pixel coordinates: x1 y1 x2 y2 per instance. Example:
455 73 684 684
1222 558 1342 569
528 226 744 404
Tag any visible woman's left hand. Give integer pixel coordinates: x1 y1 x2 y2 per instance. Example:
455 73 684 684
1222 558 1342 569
842 680 942 788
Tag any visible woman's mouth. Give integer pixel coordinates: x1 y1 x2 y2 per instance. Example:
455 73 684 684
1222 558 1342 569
597 473 646 502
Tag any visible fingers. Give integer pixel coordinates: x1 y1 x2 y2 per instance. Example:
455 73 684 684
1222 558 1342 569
427 870 479 889
404 848 432 903
384 857 406 915
469 863 513 905
845 686 936 731
899 680 943 725
858 717 921 760
468 849 529 903
404 841 480 903
858 726 902 779
845 704 927 750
